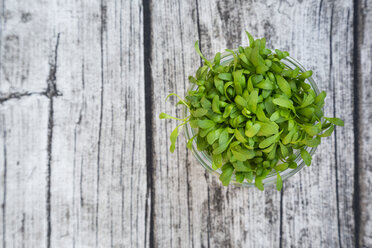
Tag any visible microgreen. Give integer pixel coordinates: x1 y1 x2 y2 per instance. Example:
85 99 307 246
160 31 343 191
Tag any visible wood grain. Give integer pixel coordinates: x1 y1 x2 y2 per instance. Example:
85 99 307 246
50 0 148 247
0 0 371 247
151 0 357 247
273 1 355 247
356 0 372 246
0 0 148 247
0 97 49 248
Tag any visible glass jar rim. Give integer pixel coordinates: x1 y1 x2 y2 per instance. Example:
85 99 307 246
183 51 320 187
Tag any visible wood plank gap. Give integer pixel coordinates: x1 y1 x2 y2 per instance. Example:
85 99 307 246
143 0 154 247
328 5 342 247
352 0 361 247
95 1 107 246
279 189 283 248
2 127 7 248
46 33 61 248
195 0 203 66
195 2 211 246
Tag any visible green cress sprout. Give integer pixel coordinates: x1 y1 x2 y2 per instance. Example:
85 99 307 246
159 32 344 191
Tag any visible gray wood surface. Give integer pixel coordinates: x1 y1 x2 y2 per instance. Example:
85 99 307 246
0 0 370 247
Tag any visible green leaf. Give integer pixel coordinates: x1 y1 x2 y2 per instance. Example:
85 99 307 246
218 73 233 81
207 128 223 145
276 172 283 191
231 146 255 161
212 95 221 114
256 105 270 122
255 177 264 191
233 161 251 172
256 64 269 74
299 70 313 79
319 125 334 137
213 52 221 65
297 107 315 118
235 172 245 183
259 132 281 148
159 112 184 121
288 162 297 169
223 105 234 119
226 49 238 71
212 154 223 170
196 135 208 151
192 108 208 117
314 91 326 105
275 75 291 97
165 93 190 108
272 97 295 111
219 163 234 186
197 119 215 129
270 111 280 122
194 41 213 68
252 74 264 84
247 76 254 93
247 90 258 113
200 96 212 109
274 162 289 171
214 77 224 95
219 128 229 146
235 95 248 107
186 134 197 150
256 121 279 136
250 46 260 67
235 129 247 143
245 123 261 137
302 124 321 136
245 31 255 47
300 94 314 108
282 130 295 145
256 77 275 90
301 148 312 166
254 169 270 191
213 143 229 155
261 143 276 153
232 70 243 95
324 117 344 126
169 125 180 153
279 142 289 157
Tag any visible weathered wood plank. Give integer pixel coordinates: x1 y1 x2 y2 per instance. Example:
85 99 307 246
151 1 281 247
1 0 370 246
150 0 199 246
196 1 282 247
152 0 356 247
357 0 372 246
48 0 148 247
0 97 49 248
0 0 148 247
273 1 355 247
0 0 55 94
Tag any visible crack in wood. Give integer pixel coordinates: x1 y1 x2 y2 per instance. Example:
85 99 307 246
0 92 41 104
95 1 107 245
279 189 284 248
143 0 155 247
353 0 361 247
46 32 60 248
328 5 344 248
0 90 62 105
2 127 7 248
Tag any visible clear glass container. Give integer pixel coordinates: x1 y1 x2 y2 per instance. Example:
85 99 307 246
183 51 320 187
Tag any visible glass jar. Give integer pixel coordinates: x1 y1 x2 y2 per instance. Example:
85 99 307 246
183 51 320 187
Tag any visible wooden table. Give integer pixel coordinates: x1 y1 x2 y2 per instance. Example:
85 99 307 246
0 0 371 247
